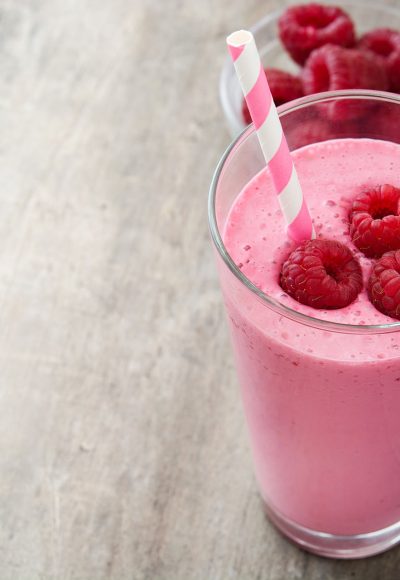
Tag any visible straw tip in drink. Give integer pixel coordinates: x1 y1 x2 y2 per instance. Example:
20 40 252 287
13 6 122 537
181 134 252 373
226 30 253 48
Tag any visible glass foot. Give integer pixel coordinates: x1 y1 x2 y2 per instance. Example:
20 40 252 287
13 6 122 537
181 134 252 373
263 500 400 559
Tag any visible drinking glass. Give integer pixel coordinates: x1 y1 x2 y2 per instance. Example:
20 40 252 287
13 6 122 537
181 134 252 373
209 90 400 558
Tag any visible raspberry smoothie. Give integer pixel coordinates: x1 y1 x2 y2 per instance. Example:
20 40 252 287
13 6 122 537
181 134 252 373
221 137 400 538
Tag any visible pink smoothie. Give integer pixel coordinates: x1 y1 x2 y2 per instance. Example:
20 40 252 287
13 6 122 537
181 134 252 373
222 138 400 535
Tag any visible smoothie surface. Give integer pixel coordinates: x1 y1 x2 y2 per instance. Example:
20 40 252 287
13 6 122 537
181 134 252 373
224 138 400 327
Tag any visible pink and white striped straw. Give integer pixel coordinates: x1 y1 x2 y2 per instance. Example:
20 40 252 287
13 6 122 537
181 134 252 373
227 30 315 242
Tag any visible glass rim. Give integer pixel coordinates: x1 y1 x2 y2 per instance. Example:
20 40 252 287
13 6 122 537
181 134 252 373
208 89 400 335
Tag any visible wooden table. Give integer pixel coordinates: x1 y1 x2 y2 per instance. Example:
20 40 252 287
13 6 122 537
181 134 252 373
1 0 399 578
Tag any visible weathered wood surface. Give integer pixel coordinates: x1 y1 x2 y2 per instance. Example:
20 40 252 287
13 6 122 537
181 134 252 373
0 0 399 578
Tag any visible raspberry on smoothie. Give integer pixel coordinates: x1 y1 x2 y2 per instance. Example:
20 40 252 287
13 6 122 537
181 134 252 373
280 239 363 309
349 184 400 258
369 250 400 319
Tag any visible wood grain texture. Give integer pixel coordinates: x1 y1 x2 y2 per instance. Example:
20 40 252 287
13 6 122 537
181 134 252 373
0 0 399 578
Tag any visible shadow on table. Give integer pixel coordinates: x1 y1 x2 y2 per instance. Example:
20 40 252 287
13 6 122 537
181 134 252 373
262 510 400 580
300 540 400 580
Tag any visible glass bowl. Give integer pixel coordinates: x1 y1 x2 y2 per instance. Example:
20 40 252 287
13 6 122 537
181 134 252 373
220 0 400 137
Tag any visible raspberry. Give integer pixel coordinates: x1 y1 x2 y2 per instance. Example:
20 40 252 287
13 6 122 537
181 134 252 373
349 185 400 258
358 28 400 59
286 114 362 148
330 117 363 139
302 45 389 120
280 239 363 309
278 3 355 66
388 50 400 92
371 103 400 143
287 117 331 149
368 251 400 320
358 28 400 92
265 68 304 105
242 68 303 125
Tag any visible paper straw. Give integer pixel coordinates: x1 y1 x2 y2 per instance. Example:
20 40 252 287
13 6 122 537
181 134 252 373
226 30 315 242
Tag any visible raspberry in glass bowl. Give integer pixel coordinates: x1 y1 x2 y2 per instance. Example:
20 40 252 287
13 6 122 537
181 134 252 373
220 0 400 137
